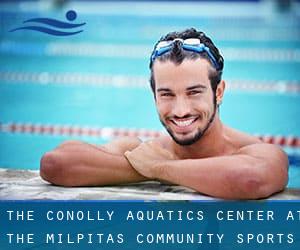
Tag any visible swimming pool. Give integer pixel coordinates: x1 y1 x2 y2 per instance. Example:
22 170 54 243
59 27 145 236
0 1 299 188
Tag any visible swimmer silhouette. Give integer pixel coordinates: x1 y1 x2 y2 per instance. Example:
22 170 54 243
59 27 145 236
9 10 86 36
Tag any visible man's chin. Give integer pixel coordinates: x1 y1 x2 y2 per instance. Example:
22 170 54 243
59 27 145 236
169 131 203 146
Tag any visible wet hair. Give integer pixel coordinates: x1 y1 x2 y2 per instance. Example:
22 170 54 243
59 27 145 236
149 28 224 97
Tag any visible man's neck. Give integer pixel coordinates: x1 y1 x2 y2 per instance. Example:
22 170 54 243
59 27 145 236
172 116 228 159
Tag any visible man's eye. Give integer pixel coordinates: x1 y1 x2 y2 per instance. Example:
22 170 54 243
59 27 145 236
188 91 201 95
160 93 173 97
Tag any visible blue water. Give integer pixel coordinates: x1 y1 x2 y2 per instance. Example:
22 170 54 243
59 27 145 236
0 1 299 188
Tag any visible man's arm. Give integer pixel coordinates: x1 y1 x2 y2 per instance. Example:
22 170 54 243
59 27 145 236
125 142 288 199
40 137 147 186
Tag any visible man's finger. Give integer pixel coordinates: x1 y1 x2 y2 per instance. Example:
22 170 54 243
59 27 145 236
124 151 132 159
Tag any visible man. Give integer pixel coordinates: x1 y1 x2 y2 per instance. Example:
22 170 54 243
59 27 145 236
40 28 288 199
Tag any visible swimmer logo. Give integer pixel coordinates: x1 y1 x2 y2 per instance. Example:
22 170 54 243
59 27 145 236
9 10 85 36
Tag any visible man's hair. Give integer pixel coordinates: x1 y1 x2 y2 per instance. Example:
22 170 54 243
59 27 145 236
149 28 224 96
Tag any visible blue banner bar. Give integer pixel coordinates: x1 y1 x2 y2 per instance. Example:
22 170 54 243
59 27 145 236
0 201 299 249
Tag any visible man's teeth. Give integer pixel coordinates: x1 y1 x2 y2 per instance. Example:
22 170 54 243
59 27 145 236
173 118 195 127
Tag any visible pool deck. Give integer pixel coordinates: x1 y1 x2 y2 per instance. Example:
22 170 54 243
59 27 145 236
1 168 300 200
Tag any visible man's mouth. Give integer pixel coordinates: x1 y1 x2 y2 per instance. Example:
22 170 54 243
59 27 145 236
170 116 199 129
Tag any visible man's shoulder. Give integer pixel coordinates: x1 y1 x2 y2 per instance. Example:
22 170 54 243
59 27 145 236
152 135 173 149
227 127 287 161
225 126 262 149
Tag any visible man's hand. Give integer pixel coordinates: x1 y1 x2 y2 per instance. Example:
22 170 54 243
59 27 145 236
124 140 177 179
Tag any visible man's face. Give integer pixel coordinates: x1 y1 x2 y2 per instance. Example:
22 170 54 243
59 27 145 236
153 58 216 146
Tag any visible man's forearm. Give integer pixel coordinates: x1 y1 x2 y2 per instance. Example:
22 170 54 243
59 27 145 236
40 143 147 186
155 155 281 199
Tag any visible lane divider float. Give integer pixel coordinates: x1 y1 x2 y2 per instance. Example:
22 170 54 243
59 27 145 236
1 71 299 94
0 122 299 148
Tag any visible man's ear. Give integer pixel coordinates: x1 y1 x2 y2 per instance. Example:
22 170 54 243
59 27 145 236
216 80 225 105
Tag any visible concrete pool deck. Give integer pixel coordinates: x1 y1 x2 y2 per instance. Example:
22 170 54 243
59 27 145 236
1 168 300 200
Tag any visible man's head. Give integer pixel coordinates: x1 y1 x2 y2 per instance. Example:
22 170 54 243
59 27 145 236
149 28 225 146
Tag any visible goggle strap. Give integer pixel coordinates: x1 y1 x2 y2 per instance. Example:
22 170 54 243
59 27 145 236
151 40 220 70
183 44 219 70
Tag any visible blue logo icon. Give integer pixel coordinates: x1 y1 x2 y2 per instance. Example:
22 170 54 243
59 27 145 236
9 10 85 36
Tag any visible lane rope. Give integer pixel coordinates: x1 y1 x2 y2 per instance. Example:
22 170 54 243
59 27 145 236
0 122 299 148
1 41 300 61
1 71 300 94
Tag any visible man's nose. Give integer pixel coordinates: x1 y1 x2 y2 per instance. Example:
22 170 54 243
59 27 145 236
172 97 191 118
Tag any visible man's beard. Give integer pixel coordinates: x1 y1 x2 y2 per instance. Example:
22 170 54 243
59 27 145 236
159 102 217 146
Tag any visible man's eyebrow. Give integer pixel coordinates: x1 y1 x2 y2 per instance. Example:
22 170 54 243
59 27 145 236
186 84 207 91
157 88 172 92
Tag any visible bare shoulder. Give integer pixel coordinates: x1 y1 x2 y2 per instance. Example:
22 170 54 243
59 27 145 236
226 126 288 165
225 126 262 148
152 135 173 150
237 143 288 165
102 137 142 155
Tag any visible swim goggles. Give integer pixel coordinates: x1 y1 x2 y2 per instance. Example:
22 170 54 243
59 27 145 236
150 38 221 70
